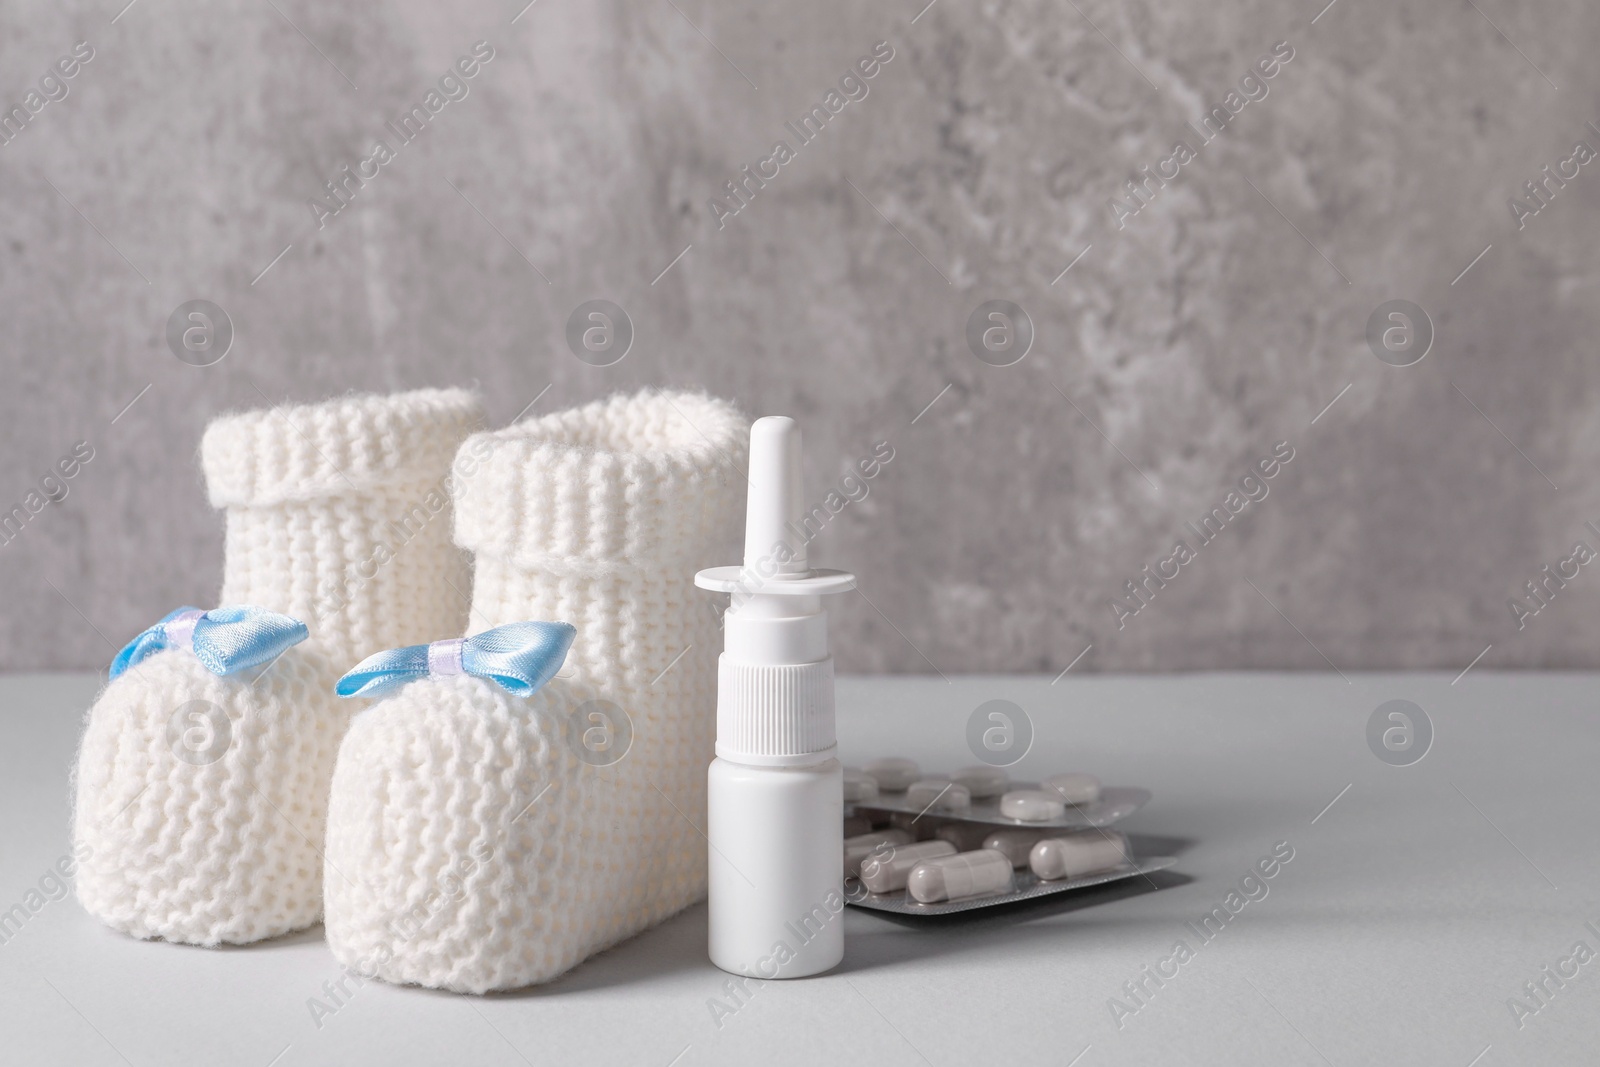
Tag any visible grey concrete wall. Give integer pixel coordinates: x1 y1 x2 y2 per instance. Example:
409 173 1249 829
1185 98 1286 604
3 0 1598 674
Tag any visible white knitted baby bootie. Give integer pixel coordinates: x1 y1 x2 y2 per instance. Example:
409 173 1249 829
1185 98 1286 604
72 388 483 946
323 389 746 990
324 622 597 992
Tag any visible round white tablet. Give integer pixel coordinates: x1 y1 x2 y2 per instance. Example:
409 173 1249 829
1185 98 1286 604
999 789 1066 822
952 765 1010 799
864 757 920 792
905 778 971 813
1041 772 1101 806
843 768 879 803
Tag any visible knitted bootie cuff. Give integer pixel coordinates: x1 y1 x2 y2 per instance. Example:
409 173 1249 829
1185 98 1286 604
202 388 484 507
453 390 747 572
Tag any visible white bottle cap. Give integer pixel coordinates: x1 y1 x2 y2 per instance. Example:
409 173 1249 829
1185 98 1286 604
696 417 855 766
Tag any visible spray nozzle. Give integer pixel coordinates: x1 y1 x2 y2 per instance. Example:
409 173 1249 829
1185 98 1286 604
696 416 855 601
743 416 810 578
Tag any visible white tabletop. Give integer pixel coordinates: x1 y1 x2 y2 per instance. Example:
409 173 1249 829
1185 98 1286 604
3 672 1595 1066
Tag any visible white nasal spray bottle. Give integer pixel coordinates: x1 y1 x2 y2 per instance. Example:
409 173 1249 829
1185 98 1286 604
696 416 856 979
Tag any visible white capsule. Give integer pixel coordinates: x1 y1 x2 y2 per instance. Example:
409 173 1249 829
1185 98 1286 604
844 828 911 878
907 849 1015 903
935 822 992 852
1041 772 1101 806
952 765 1010 799
864 757 920 791
905 778 971 813
860 839 957 894
999 789 1066 822
982 828 1045 868
843 768 879 803
1029 831 1129 881
843 814 873 838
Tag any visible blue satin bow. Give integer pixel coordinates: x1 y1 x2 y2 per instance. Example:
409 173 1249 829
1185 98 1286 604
110 606 310 680
335 621 576 700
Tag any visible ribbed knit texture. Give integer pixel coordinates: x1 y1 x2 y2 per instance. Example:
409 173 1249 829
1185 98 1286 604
204 388 486 668
323 389 747 991
73 388 484 946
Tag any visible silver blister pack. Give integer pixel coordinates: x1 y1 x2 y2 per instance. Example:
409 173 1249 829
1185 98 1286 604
845 855 1179 916
854 784 1151 831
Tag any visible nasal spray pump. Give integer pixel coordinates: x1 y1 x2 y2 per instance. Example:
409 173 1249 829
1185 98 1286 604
696 417 855 979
